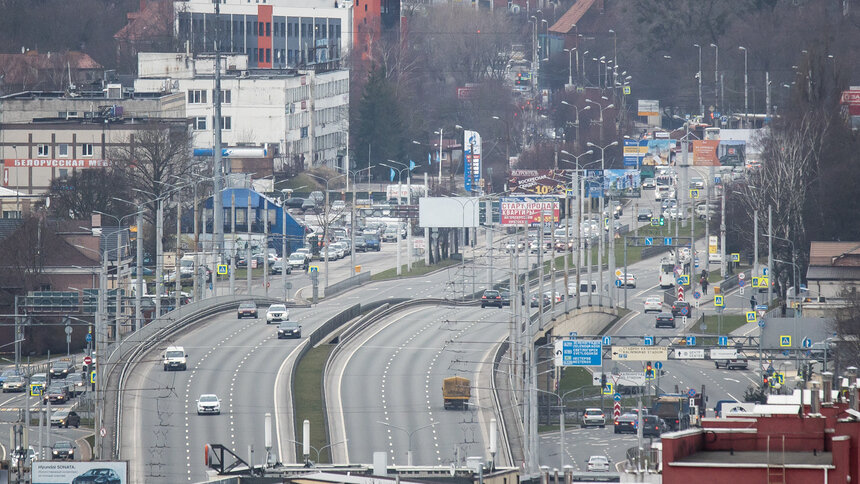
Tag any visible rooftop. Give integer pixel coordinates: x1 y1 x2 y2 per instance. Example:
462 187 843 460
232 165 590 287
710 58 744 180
809 241 860 266
549 0 597 35
672 450 833 468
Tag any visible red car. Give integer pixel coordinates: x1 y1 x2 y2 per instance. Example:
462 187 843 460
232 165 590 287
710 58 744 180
237 301 258 319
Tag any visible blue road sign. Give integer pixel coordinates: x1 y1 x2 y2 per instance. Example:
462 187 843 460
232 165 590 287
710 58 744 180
718 336 728 346
650 218 660 227
664 237 673 246
739 279 746 287
783 350 790 357
686 336 696 346
613 393 622 402
559 339 602 366
715 176 722 185
570 331 578 338
802 338 812 349
688 388 696 397
644 336 654 346
645 237 654 245
615 279 623 287
655 361 663 370
602 336 612 346
86 333 93 343
677 275 689 286
680 306 689 316
780 336 792 347
603 383 614 395
693 291 701 299
758 320 765 328
756 305 768 311
763 267 769 276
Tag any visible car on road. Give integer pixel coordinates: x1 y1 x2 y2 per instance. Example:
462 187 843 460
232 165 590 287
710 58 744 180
354 236 368 252
277 321 302 339
330 242 347 259
481 290 503 308
10 446 36 468
197 394 221 415
31 372 48 387
66 373 85 396
163 346 187 371
2 375 25 392
642 177 656 189
0 368 22 384
363 234 381 251
637 208 653 221
266 304 289 324
644 296 663 313
72 468 122 484
44 383 70 404
270 259 292 275
642 415 665 437
530 293 551 307
50 360 75 379
614 413 638 434
51 440 76 460
301 199 317 212
616 272 636 288
284 197 305 209
655 312 676 329
671 300 691 317
499 290 511 307
237 301 258 319
51 409 81 428
690 176 705 189
581 408 606 428
381 227 400 243
288 253 310 271
586 455 611 472
715 358 749 370
331 200 346 211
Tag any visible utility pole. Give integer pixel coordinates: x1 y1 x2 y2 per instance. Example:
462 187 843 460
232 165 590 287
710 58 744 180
230 193 236 294
155 198 163 318
212 0 224 260
767 205 773 304
247 193 252 295
135 211 143 331
753 209 759 278
720 188 726 278
283 207 289 301
263 202 269 296
175 198 181 312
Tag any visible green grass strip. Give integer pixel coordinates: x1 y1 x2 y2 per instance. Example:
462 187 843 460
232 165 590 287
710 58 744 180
370 258 458 281
293 344 335 463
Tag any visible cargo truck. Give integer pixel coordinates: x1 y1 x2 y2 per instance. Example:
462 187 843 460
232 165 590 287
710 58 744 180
651 395 691 431
442 376 471 410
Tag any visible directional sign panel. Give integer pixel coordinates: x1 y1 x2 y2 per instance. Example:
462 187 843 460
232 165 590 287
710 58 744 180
710 348 738 359
718 336 728 346
714 295 724 307
645 236 654 245
654 361 663 370
802 338 812 349
554 339 602 367
611 345 668 361
780 335 792 347
664 237 673 246
746 311 757 323
614 393 622 402
593 372 647 387
602 336 612 346
677 275 689 286
603 383 614 395
643 336 654 346
763 267 769 276
686 335 696 346
675 348 705 359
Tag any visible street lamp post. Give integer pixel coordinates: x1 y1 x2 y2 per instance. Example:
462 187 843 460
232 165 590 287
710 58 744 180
560 101 591 151
710 43 719 113
587 141 618 307
609 29 617 87
306 173 346 289
694 43 703 118
93 209 143 342
376 421 438 466
560 150 594 311
739 46 748 127
584 98 613 145
563 48 575 87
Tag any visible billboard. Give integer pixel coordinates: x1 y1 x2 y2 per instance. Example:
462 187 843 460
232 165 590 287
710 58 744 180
500 196 559 226
641 139 673 165
623 139 646 167
508 169 572 195
463 130 482 193
33 461 128 484
418 197 480 228
841 89 860 115
585 170 604 198
692 140 720 166
637 100 660 117
603 169 641 198
718 140 746 166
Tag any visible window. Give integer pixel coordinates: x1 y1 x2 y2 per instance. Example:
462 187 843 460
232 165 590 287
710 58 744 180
3 211 22 219
266 49 271 63
247 21 253 34
300 126 308 139
194 116 207 130
266 22 270 36
258 48 264 62
58 144 69 157
221 116 232 130
81 143 93 157
272 22 278 36
258 22 264 36
188 89 207 104
288 22 293 37
58 168 69 179
37 144 49 157
221 89 231 104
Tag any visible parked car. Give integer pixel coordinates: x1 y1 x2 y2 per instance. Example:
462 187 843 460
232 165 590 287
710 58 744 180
643 296 663 313
481 290 503 308
581 408 606 428
715 358 749 370
288 253 309 271
586 455 611 472
277 321 302 339
266 304 289 324
51 440 76 460
51 409 81 428
655 312 676 328
196 394 221 415
237 301 258 319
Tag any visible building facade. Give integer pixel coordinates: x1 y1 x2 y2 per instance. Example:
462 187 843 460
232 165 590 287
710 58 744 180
134 52 349 170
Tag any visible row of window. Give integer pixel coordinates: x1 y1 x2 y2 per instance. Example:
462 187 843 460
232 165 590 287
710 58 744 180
312 78 349 99
183 15 341 41
188 89 232 104
316 106 347 126
35 143 94 157
193 116 232 131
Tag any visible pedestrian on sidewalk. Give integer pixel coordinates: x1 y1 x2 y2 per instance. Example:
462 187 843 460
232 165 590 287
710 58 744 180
700 277 709 294
750 294 757 311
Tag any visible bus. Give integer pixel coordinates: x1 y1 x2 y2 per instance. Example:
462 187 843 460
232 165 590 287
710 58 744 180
658 258 675 288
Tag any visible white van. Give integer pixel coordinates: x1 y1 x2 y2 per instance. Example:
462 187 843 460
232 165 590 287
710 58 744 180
568 281 597 297
655 186 671 201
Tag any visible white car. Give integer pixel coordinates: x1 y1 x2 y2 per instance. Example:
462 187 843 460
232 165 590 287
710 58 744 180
586 455 610 472
266 304 289 324
709 252 722 263
644 296 663 313
582 408 606 428
197 394 221 415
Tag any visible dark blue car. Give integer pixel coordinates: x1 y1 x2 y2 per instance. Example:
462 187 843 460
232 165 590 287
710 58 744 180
364 235 381 251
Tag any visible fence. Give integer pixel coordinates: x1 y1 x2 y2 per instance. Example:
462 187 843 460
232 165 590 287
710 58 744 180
324 271 372 298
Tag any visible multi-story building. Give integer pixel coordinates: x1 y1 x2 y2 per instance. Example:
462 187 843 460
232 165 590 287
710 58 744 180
134 52 349 171
174 0 351 69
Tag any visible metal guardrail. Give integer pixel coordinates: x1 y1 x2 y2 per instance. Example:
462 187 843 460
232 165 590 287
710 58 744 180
490 341 515 467
111 294 290 459
324 272 372 298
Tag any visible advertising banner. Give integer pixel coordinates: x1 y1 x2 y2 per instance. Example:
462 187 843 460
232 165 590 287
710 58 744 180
718 140 746 166
463 130 482 193
585 170 604 198
637 100 660 117
4 159 110 168
508 169 572 195
623 139 646 167
641 139 672 166
603 169 641 198
692 140 720 166
33 461 128 484
841 89 860 115
499 196 559 226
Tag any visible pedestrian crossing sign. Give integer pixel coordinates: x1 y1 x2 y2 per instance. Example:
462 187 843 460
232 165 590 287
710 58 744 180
217 264 228 275
689 189 700 199
714 295 724 307
746 311 757 323
603 383 614 395
780 335 792 347
30 384 43 396
309 265 319 273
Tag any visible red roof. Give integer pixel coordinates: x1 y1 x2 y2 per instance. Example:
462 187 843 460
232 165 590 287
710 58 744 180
114 0 172 43
0 51 102 88
549 0 597 35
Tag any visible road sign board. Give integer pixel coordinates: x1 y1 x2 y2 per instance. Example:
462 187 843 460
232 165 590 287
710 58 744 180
654 361 663 370
718 336 728 346
643 336 654 346
775 373 785 385
86 333 92 343
217 264 228 275
650 217 659 227
680 306 689 316
757 277 770 288
682 315 688 325
91 371 96 384
675 348 705 359
738 273 745 280
695 299 700 308
645 236 654 245
714 295 724 307
623 85 631 95
664 237 673 246
739 279 746 287
780 335 792 347
615 279 623 287
752 277 760 287
756 304 768 311
614 393 622 402
746 311 757 323
309 265 319 273
100 427 107 438
603 383 614 395
758 309 767 318
677 275 689 286
677 286 685 301
602 336 612 346
731 253 740 262
688 388 697 397
30 384 43 396
715 175 722 184
758 320 765 328
763 267 769 276
690 189 700 199
693 291 701 299
84 356 93 365
611 345 668 361
711 348 738 359
686 335 696 346
802 338 812 349
554 339 602 366
740 287 745 295
594 372 647 387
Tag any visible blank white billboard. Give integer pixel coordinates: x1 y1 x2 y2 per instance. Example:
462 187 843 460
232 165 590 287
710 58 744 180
419 197 480 228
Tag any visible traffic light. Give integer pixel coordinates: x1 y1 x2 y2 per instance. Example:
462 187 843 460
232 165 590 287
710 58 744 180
659 216 665 226
762 374 769 387
600 373 607 387
644 361 654 379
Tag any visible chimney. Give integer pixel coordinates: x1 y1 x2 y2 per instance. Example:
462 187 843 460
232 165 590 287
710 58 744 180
822 372 833 405
810 382 821 415
848 366 859 387
850 386 858 412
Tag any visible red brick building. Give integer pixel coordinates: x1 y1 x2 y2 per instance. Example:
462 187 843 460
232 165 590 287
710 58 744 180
661 385 860 483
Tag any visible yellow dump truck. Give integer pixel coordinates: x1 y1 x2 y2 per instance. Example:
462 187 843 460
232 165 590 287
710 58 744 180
442 376 471 410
